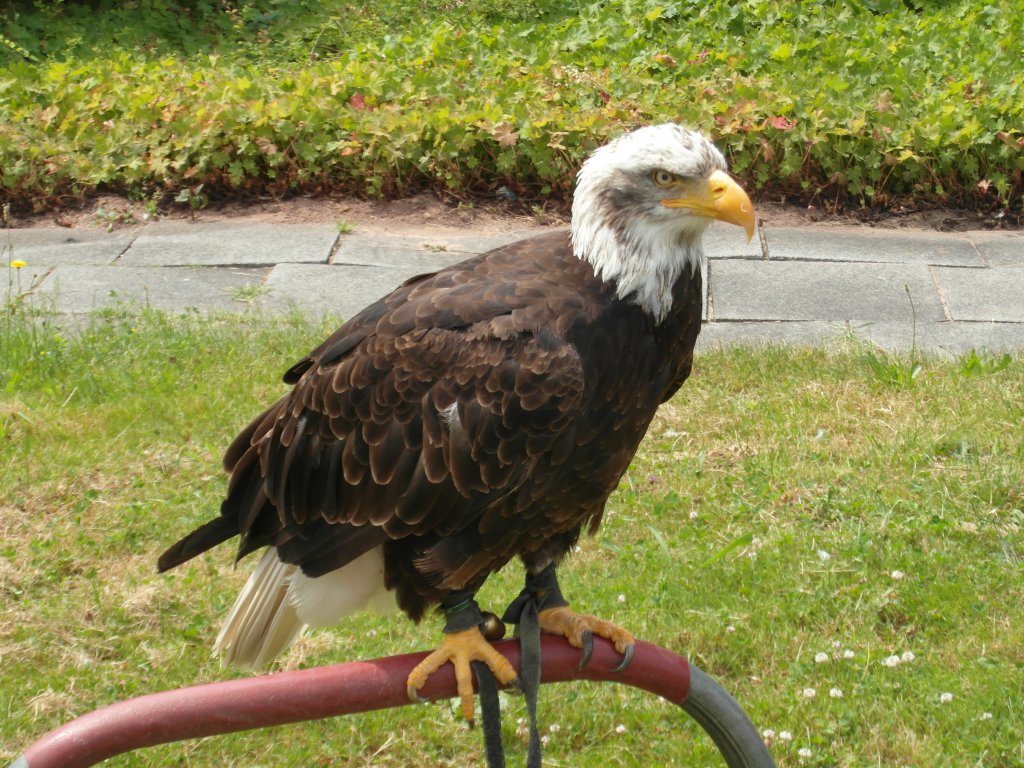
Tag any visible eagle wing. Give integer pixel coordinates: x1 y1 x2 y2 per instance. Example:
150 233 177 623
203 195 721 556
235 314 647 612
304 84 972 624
159 234 592 591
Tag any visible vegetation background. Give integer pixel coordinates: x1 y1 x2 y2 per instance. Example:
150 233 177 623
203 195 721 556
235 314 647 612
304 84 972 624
1 0 1023 214
2 1 1023 766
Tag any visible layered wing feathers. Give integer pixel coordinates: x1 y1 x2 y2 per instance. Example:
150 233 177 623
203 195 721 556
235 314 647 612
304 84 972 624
160 233 595 590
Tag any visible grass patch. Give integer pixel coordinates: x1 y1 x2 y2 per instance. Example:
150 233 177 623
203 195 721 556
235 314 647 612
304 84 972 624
2 310 1022 765
1 0 1022 212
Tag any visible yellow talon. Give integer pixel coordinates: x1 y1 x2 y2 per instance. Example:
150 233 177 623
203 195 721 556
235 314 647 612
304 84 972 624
538 605 636 669
406 627 520 721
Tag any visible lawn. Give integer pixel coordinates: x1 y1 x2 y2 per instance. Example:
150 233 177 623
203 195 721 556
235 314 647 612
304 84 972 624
2 0 1022 213
1 308 1022 766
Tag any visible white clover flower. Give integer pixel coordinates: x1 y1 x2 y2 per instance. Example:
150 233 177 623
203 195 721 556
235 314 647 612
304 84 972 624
814 652 829 664
541 735 550 747
779 730 793 741
366 629 377 638
798 748 812 759
842 649 855 659
829 687 844 699
615 723 627 734
940 692 954 704
762 728 776 741
617 594 626 603
726 625 736 633
832 640 842 648
980 712 993 720
882 654 901 668
689 510 699 520
891 570 905 580
817 549 831 562
802 687 817 699
549 723 561 733
901 651 916 663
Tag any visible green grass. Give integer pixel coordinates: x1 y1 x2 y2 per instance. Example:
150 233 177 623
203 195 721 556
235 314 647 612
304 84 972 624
1 0 1022 212
2 309 1023 766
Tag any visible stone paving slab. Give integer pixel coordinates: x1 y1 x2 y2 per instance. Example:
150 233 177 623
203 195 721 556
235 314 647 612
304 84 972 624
698 320 842 350
704 222 763 258
3 227 137 266
860 319 1024 355
763 226 983 267
120 221 338 266
931 266 1024 322
337 230 544 260
700 261 709 321
258 263 425 318
699 319 1024 355
966 231 1024 267
432 230 546 253
35 265 270 313
332 243 472 272
710 260 946 322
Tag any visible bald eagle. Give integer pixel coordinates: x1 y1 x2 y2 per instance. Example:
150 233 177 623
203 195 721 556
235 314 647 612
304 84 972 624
158 124 755 719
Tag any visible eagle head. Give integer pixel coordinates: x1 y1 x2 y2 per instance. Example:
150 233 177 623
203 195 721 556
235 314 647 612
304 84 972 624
570 124 755 322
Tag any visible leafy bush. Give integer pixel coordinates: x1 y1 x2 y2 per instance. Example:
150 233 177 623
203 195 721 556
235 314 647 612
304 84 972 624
1 0 1021 211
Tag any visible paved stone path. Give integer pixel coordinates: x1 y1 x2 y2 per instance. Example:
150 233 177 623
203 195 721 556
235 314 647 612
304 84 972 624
5 217 1023 354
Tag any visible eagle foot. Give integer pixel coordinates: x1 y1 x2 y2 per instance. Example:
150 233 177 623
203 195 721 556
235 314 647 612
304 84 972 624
406 626 520 722
537 605 636 672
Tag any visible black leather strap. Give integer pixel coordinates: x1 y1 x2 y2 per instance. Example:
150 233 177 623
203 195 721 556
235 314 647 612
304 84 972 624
441 589 485 633
474 660 507 768
501 563 569 624
477 566 565 768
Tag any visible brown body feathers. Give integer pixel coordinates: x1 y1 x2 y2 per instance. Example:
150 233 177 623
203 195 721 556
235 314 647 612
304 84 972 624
158 230 703 620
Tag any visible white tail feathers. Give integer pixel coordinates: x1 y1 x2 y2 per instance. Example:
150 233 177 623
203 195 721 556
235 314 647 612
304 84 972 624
214 548 304 668
214 546 397 669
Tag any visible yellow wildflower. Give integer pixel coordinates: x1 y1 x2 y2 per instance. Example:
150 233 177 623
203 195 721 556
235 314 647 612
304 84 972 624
9 260 27 268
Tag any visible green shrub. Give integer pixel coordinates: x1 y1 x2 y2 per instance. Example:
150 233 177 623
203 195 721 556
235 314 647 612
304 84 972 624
1 0 1021 211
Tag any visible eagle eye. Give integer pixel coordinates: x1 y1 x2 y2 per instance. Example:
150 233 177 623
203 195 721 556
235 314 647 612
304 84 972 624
652 170 676 187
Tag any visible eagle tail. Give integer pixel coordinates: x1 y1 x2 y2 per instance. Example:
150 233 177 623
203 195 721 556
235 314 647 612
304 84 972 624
213 548 306 669
214 546 398 669
157 516 237 573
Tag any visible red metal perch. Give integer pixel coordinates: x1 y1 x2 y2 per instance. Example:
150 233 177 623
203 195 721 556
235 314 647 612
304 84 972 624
10 636 775 768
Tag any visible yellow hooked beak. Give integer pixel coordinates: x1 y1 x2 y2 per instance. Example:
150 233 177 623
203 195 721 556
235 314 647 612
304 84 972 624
662 170 756 241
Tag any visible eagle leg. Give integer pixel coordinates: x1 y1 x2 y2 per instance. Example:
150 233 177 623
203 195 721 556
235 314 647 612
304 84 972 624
505 563 636 672
406 593 520 722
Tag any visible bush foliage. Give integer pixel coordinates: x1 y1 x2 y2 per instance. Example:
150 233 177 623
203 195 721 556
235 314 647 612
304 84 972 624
1 0 1022 211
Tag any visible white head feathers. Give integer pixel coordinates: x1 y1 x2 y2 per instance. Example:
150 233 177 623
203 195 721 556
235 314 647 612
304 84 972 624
570 124 728 322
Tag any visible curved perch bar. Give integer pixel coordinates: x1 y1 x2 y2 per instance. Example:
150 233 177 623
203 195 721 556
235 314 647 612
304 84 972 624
12 637 773 768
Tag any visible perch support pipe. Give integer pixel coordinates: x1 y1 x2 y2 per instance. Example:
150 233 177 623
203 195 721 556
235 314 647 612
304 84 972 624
13 637 688 768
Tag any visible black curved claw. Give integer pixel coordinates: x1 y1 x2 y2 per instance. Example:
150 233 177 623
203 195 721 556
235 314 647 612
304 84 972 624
506 675 525 696
407 685 429 705
576 630 594 671
612 643 635 673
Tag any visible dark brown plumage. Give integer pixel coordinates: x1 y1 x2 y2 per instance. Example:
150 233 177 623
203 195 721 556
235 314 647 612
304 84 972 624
159 229 702 616
158 124 755 709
